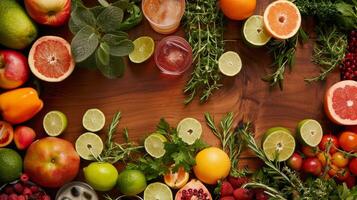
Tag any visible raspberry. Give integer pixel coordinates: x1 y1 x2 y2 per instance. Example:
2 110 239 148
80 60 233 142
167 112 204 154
4 186 14 195
29 186 38 193
0 194 8 200
8 194 17 200
13 183 24 194
22 188 31 196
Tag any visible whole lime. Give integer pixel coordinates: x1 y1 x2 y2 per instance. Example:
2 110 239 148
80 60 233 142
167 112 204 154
83 162 118 192
117 169 147 195
0 148 23 183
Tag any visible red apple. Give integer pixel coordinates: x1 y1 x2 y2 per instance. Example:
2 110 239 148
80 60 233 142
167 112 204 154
0 50 29 89
24 137 80 188
14 126 36 150
24 0 71 27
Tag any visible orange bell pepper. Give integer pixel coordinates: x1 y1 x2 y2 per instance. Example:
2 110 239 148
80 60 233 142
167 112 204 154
0 87 43 124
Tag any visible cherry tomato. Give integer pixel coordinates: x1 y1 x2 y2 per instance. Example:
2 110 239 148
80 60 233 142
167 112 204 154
301 146 319 157
287 152 303 171
319 135 339 154
331 152 349 168
336 168 351 181
349 158 357 176
339 131 357 152
317 152 330 167
302 157 322 176
344 175 356 188
328 164 339 177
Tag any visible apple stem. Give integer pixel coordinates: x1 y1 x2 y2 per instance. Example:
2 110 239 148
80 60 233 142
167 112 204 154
98 0 110 7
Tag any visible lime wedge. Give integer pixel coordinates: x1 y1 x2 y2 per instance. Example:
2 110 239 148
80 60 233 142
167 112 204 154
82 108 106 132
43 111 67 136
144 182 173 200
297 119 323 147
177 117 202 145
218 51 242 77
129 36 155 63
144 133 167 158
75 132 104 160
243 15 272 47
262 127 296 162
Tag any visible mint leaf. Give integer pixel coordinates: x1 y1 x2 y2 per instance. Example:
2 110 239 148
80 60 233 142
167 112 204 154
102 33 128 44
96 42 110 66
71 26 99 62
68 18 82 34
108 39 134 56
97 6 124 33
71 7 97 28
90 6 105 17
96 54 125 78
112 0 129 10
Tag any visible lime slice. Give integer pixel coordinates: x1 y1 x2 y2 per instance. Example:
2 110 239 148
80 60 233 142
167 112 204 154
144 133 167 158
129 36 155 63
243 15 272 47
262 127 296 162
144 182 173 200
297 119 323 147
82 108 106 132
177 118 202 145
75 132 104 160
43 111 67 136
218 51 242 77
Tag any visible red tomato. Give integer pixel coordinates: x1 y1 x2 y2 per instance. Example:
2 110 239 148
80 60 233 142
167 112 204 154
302 157 322 176
336 169 351 181
287 152 303 171
328 164 339 177
301 146 319 157
344 175 356 188
349 158 357 176
317 152 330 167
339 131 357 152
331 152 349 168
319 135 339 154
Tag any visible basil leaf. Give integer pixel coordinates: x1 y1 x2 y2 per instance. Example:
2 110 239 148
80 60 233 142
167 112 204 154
96 55 125 78
71 7 97 28
96 42 110 66
108 39 134 56
97 6 124 33
71 26 99 62
102 34 128 45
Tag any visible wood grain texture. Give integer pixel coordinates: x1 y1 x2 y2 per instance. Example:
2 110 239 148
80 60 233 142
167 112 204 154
23 0 342 198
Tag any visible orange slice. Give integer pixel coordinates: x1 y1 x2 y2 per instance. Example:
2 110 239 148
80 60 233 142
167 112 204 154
164 166 189 189
263 0 301 40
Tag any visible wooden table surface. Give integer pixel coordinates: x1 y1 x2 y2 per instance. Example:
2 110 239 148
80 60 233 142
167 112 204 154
24 0 341 198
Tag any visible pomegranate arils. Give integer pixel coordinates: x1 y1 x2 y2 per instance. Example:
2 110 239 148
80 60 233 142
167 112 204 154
180 189 210 200
341 30 357 81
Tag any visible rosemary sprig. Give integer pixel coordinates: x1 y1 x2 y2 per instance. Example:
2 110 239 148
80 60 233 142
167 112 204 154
184 0 224 104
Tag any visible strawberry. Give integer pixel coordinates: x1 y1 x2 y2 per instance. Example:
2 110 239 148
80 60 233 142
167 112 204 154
255 189 269 200
228 176 250 189
233 188 253 200
13 184 23 194
220 181 234 197
20 174 29 184
41 195 50 200
220 196 235 200
8 194 17 200
0 194 8 200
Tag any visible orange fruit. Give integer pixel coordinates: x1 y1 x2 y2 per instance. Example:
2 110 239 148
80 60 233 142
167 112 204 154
263 0 301 40
193 147 231 185
220 0 256 21
324 80 357 125
164 166 189 189
28 36 75 82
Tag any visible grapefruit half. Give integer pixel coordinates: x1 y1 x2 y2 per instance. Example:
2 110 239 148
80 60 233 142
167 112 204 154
28 36 75 82
263 0 301 40
325 80 357 125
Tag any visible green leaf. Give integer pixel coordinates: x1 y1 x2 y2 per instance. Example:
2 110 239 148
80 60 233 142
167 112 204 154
71 7 97 28
108 39 134 56
95 54 125 78
68 18 82 34
71 26 99 62
102 33 128 44
90 6 105 17
97 6 124 33
112 0 129 10
96 42 110 66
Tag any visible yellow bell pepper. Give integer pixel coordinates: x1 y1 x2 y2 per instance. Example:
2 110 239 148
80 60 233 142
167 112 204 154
0 87 43 124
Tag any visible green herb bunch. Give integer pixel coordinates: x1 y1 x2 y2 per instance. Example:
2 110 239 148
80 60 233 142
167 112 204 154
69 0 142 78
184 0 225 104
127 119 207 181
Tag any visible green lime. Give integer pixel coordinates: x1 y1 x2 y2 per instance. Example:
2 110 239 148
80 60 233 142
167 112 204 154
262 127 296 162
117 169 147 195
243 15 272 47
82 108 106 132
297 119 323 147
75 132 104 160
144 133 167 158
0 148 23 183
129 36 155 63
177 118 202 145
218 51 242 77
43 111 67 136
144 182 173 200
83 162 118 192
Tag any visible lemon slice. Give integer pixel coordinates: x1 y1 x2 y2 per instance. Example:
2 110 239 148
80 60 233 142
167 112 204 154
144 182 173 200
82 108 106 132
129 36 155 63
243 15 272 47
218 51 242 77
144 133 167 158
75 132 104 160
177 118 202 145
297 119 323 147
43 111 67 136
